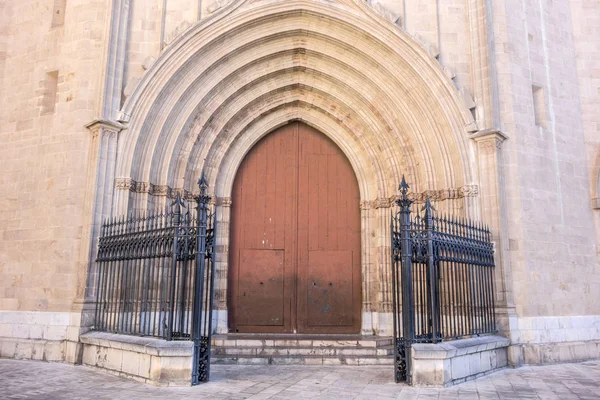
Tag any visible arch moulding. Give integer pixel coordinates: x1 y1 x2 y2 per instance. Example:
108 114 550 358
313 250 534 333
85 0 493 336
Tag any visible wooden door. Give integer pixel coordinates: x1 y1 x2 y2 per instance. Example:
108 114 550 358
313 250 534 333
228 122 361 334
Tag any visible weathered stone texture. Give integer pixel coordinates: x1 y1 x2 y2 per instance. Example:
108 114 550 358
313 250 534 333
490 0 600 319
0 0 108 328
570 0 600 265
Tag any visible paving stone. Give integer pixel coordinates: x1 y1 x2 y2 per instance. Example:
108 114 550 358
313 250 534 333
1 359 600 399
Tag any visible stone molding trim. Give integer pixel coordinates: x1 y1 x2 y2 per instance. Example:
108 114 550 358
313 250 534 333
360 185 479 210
114 178 478 210
114 178 216 203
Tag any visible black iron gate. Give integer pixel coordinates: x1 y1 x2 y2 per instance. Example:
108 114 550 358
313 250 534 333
94 175 215 385
391 177 496 384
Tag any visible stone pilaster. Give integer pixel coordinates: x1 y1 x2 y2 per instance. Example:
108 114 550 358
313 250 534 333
467 0 500 130
76 119 124 313
470 129 518 348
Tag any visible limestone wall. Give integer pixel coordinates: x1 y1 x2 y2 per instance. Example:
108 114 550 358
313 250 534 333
489 0 600 323
0 0 108 353
570 0 600 266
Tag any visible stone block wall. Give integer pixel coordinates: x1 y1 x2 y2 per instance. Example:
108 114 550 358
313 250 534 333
490 0 600 316
569 0 600 262
487 0 600 363
0 0 108 358
411 336 510 386
80 331 194 386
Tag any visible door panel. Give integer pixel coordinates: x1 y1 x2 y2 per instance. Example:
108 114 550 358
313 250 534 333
237 249 285 326
229 122 361 334
228 125 297 333
306 250 354 326
297 123 362 333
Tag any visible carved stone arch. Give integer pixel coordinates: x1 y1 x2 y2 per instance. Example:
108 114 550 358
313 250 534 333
94 0 484 334
117 0 478 195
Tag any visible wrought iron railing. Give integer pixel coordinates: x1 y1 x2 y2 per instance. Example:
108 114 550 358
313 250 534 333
391 176 496 384
94 176 215 384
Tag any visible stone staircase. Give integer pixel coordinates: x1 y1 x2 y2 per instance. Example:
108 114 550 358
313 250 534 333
211 334 394 365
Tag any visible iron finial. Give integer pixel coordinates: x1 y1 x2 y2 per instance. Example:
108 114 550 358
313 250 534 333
396 175 414 209
399 175 409 194
198 170 209 195
172 192 185 213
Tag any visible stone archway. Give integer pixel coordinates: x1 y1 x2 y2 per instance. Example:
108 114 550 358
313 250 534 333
87 0 483 336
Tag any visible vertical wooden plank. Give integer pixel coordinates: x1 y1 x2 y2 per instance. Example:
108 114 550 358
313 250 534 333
289 123 299 331
317 136 328 251
327 152 338 251
241 150 256 250
297 122 310 330
255 138 267 249
273 132 285 250
263 134 276 250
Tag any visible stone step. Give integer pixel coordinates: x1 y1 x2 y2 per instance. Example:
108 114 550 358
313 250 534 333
211 355 394 366
211 334 393 348
210 334 394 366
212 345 394 357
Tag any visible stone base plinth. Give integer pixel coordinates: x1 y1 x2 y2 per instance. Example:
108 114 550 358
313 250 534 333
0 338 66 361
411 335 509 387
80 332 193 386
511 340 600 366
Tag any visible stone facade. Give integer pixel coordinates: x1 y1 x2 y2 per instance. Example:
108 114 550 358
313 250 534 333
0 0 599 381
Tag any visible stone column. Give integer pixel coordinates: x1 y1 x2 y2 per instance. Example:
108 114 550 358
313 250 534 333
213 196 231 334
470 129 518 346
69 120 123 356
360 202 374 335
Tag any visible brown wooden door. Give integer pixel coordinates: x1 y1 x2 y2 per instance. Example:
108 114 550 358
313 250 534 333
228 122 361 334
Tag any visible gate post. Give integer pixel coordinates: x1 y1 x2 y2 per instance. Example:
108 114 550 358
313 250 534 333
424 198 439 343
396 176 414 384
191 173 211 385
168 194 184 340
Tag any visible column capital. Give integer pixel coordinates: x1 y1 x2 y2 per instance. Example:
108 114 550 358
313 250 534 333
217 197 232 207
470 129 508 154
470 128 508 144
84 118 126 135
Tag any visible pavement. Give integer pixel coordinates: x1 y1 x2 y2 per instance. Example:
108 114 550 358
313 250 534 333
0 358 599 399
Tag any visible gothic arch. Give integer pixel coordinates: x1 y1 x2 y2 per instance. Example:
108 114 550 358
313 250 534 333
108 0 481 334
117 0 477 204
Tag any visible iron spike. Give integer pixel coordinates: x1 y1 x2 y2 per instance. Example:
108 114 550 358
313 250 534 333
399 174 409 191
481 222 485 241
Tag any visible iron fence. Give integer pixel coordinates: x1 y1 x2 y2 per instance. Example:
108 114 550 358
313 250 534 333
94 176 215 385
391 176 496 384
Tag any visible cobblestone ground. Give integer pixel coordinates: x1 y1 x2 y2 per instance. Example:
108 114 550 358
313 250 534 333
1 359 599 399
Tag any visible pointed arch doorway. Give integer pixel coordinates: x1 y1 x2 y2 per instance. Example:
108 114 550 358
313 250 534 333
228 122 362 334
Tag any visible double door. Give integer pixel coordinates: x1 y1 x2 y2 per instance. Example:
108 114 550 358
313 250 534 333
228 122 361 334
